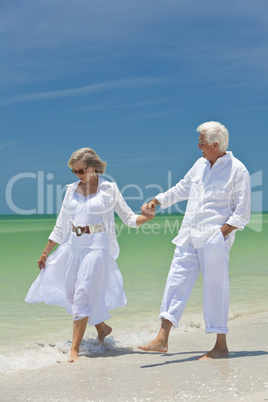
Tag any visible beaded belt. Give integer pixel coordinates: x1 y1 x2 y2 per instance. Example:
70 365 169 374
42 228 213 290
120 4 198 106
72 223 105 237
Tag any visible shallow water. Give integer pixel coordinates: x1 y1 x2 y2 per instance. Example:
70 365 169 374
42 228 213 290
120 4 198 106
0 213 267 372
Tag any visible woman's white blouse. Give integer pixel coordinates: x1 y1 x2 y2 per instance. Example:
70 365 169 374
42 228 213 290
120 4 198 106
71 192 104 226
49 176 139 260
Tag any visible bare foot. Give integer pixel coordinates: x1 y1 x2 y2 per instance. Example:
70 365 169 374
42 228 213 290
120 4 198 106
197 347 229 360
95 322 112 344
68 348 79 363
137 339 168 353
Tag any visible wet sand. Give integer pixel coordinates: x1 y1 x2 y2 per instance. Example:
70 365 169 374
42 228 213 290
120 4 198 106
0 312 267 401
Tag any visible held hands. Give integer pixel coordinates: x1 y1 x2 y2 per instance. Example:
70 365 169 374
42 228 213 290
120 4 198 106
141 201 156 220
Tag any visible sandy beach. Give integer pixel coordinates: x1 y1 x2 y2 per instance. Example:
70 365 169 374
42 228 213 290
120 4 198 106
0 312 267 401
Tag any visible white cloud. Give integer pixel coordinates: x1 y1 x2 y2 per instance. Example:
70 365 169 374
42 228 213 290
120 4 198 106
1 0 268 89
0 141 18 150
0 77 172 105
74 98 172 112
141 110 177 119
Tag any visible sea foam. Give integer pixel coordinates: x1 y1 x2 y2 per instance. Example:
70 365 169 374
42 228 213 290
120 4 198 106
0 317 204 374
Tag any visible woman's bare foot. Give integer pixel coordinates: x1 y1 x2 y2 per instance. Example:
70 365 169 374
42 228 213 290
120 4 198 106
137 338 168 353
69 317 88 362
68 348 79 362
95 322 112 344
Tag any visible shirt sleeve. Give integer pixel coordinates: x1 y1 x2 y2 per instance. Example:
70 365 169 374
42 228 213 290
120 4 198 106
113 183 139 228
48 208 63 244
226 169 251 230
48 187 69 244
156 164 196 209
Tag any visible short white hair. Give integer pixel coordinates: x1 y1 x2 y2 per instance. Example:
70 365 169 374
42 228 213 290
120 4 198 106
196 121 229 152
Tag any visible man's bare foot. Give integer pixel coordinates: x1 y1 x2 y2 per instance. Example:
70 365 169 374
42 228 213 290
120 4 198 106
197 347 229 360
198 334 229 360
68 348 79 363
137 339 168 353
95 322 112 344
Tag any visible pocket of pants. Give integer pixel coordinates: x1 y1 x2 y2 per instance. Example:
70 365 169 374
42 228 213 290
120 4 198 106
219 229 226 241
210 229 225 244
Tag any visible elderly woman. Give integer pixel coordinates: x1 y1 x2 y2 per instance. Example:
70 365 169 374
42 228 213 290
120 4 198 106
25 147 155 362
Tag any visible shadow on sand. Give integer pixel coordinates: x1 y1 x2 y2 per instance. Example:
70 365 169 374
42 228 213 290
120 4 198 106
139 349 268 368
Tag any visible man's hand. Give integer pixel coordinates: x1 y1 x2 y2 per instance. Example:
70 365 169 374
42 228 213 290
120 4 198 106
221 223 236 238
141 202 156 219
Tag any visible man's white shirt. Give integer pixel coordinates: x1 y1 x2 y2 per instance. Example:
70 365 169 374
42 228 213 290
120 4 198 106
156 152 251 249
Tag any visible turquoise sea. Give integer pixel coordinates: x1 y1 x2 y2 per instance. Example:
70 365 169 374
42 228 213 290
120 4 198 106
0 213 267 372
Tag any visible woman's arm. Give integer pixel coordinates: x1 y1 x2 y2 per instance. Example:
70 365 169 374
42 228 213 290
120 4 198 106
38 239 58 270
113 183 155 227
37 184 74 269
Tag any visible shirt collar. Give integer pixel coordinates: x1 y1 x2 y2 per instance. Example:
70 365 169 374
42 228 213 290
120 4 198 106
204 151 232 167
98 175 108 187
218 151 232 165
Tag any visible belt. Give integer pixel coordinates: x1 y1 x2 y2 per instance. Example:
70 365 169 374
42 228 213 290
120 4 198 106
72 223 105 237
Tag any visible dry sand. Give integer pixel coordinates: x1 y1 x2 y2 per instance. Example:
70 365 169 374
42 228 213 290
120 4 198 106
0 312 267 401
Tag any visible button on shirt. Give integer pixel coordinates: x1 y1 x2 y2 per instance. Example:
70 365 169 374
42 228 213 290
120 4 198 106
156 152 251 249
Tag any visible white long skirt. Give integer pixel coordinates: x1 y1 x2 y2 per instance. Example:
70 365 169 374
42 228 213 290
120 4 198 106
25 233 127 326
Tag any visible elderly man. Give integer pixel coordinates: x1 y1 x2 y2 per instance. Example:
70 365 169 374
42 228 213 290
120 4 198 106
138 121 251 359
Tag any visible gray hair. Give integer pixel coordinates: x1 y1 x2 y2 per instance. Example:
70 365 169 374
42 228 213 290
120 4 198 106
68 147 107 175
196 121 229 152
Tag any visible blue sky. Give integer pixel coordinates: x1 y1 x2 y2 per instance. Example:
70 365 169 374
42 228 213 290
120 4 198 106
0 0 267 215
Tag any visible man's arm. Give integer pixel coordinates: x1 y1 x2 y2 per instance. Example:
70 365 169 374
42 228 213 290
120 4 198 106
225 170 251 230
221 223 237 238
140 161 201 218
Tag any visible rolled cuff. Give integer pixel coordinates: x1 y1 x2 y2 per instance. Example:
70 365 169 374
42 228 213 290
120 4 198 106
226 214 249 231
155 193 167 209
130 214 139 228
205 326 228 335
48 232 63 245
159 312 178 328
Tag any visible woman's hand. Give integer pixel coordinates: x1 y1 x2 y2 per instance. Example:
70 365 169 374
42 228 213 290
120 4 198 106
38 252 49 270
141 202 156 219
136 202 156 226
37 240 57 270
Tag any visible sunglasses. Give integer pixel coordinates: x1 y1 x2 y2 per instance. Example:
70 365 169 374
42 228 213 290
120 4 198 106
71 167 89 175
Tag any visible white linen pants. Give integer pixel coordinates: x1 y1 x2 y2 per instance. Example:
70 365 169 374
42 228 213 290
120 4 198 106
159 230 234 334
